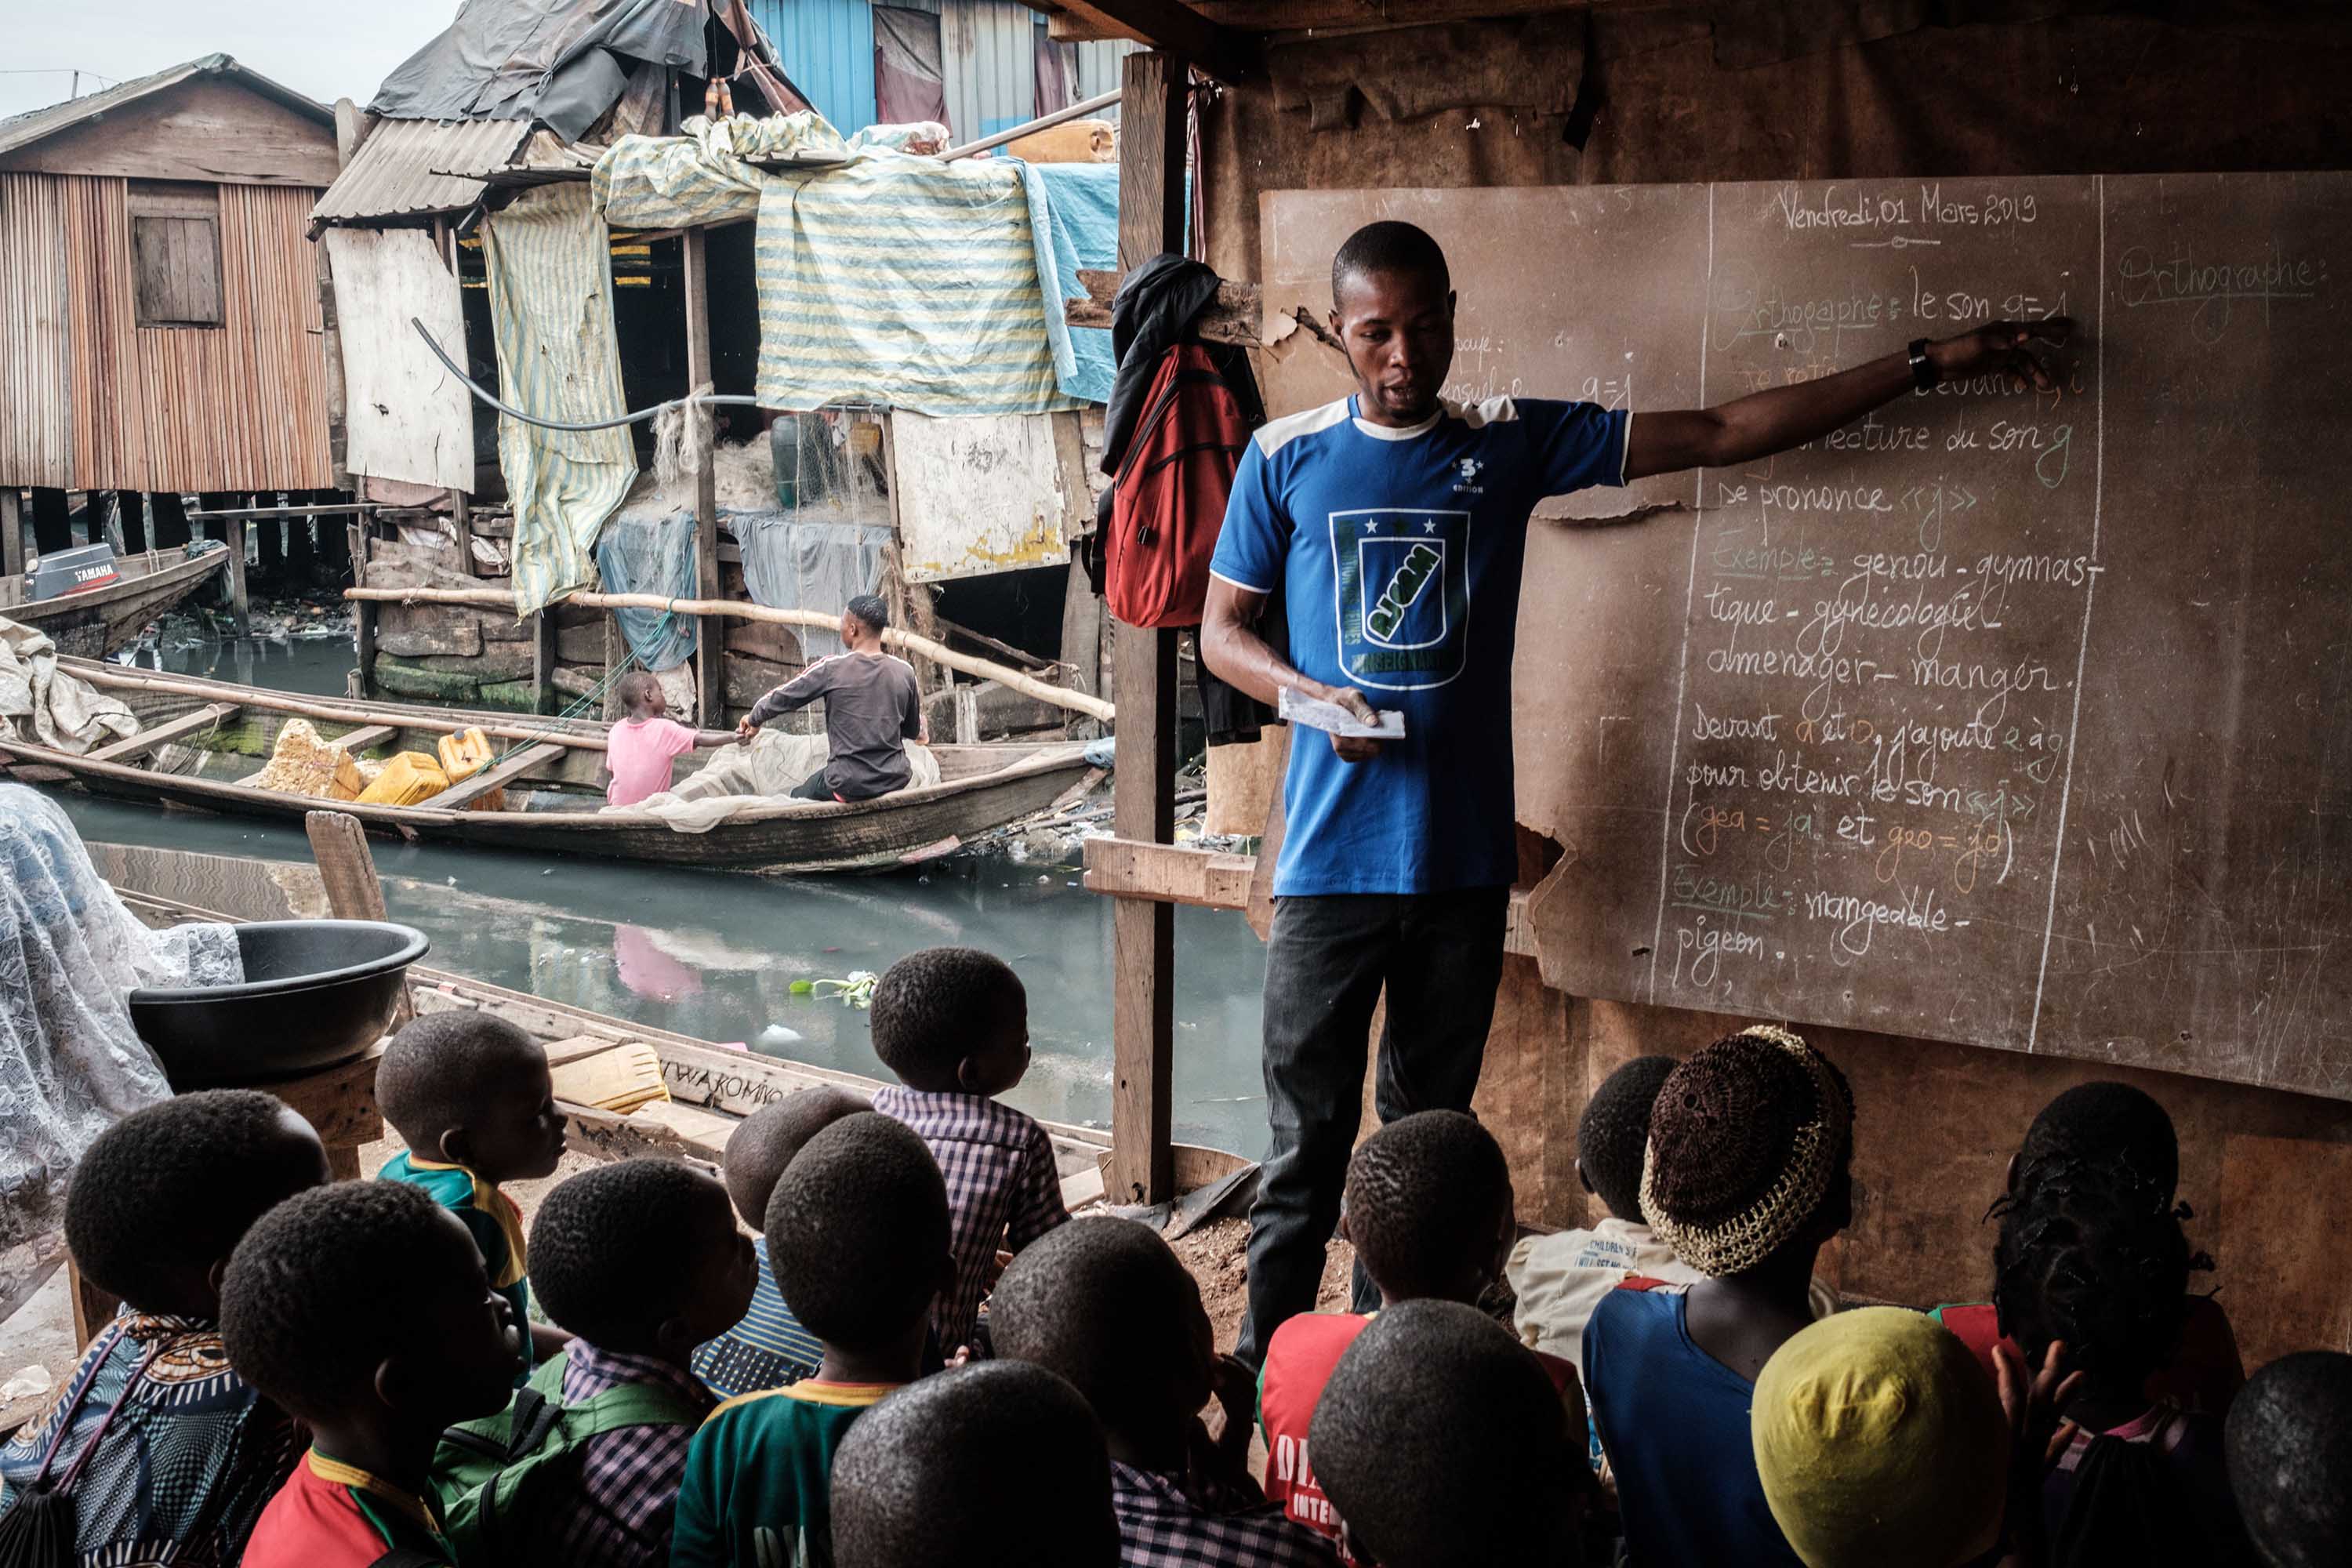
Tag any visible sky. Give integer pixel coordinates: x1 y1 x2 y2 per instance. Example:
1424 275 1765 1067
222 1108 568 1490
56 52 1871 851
0 0 459 120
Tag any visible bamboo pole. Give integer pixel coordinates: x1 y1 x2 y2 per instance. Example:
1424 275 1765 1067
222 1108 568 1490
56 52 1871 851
343 586 1120 723
72 662 622 752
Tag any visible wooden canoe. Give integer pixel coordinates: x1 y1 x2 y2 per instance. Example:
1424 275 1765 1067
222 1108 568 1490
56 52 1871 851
2 547 229 656
2 658 1102 874
106 866 1138 1210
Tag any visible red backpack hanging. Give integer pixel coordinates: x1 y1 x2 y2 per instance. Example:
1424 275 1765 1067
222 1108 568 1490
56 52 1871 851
1103 343 1253 629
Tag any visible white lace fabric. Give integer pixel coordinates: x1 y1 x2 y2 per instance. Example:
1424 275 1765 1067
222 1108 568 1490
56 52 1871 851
0 785 243 1320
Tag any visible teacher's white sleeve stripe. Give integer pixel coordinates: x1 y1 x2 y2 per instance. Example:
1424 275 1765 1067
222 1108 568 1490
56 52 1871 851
1618 410 1634 486
1208 568 1273 595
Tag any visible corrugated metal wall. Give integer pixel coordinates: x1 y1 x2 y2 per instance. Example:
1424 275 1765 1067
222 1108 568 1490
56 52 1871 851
752 0 1130 141
0 172 73 487
750 0 877 135
3 172 330 492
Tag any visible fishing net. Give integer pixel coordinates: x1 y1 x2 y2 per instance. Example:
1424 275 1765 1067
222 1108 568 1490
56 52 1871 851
593 510 700 673
731 412 895 662
0 786 241 1323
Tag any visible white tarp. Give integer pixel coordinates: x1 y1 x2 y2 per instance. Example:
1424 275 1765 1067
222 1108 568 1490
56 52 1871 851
0 617 136 754
325 228 474 492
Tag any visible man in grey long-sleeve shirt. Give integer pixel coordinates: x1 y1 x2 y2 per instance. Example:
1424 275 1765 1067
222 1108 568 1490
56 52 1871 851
738 593 927 801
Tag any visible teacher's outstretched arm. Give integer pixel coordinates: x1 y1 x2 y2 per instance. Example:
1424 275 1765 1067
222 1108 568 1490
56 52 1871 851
1624 318 2073 481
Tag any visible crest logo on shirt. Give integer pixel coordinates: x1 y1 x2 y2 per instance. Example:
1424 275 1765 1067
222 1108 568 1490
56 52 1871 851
1330 509 1472 691
1457 458 1483 484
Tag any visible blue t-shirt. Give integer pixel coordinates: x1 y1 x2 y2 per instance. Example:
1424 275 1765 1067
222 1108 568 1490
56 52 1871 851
1582 1289 1802 1568
691 1236 825 1399
1208 394 1628 896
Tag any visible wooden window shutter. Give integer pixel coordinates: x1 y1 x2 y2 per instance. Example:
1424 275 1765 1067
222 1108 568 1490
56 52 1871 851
128 180 224 328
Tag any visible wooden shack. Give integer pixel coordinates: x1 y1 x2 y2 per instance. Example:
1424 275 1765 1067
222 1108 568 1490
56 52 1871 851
0 55 339 569
1067 2 2352 1370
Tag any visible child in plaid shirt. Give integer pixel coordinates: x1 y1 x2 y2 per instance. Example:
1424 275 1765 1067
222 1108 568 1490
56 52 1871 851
519 1159 758 1568
867 947 1069 1357
993 1218 1340 1568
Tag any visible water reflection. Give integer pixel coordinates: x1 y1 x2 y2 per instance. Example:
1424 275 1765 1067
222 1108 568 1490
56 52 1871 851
112 632 358 699
65 797 1270 1152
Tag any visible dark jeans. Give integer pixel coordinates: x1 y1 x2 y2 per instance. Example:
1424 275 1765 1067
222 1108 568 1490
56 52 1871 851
1235 885 1510 1367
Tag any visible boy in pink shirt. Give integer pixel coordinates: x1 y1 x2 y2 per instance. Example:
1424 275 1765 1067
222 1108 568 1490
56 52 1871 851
604 672 701 807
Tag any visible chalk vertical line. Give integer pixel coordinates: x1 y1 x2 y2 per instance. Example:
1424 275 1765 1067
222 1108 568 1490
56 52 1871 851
1648 183 1715 1001
2028 176 2105 1051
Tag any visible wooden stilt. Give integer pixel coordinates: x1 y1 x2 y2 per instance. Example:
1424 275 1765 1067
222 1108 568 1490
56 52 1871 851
227 517 251 637
31 488 71 554
684 226 724 728
533 609 559 716
149 491 192 549
116 491 146 554
1105 48 1188 1209
354 597 377 697
1 488 23 579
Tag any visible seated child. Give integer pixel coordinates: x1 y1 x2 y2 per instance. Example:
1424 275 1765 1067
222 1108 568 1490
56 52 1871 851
604 671 702 808
671 1112 952 1568
694 1085 871 1398
514 1158 757 1568
2225 1350 2352 1568
829 1362 1119 1568
1989 1153 2253 1560
223 1181 524 1568
1258 1109 1580 1555
1508 1056 1704 1368
1751 1308 2009 1568
1935 1080 2244 1415
993 1218 1339 1566
1309 1300 1589 1568
866 947 1068 1356
374 1011 570 1375
1583 1025 1854 1568
0 1091 328 1565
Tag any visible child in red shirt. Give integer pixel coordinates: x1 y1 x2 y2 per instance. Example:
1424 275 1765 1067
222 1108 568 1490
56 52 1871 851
1257 1112 1584 1559
222 1181 525 1568
604 671 703 808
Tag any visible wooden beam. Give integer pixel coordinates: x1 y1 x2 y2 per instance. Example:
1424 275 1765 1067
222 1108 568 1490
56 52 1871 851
416 742 568 811
532 609 559 716
2 488 24 581
1085 836 1257 909
449 490 477 578
225 517 250 637
1105 47 1191 1210
304 808 413 1029
354 597 377 698
1066 268 1261 346
89 702 239 764
684 226 724 729
183 503 376 521
329 722 401 754
1052 0 1250 82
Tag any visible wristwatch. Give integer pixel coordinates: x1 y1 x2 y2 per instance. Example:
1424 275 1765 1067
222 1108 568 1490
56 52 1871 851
1907 338 1938 392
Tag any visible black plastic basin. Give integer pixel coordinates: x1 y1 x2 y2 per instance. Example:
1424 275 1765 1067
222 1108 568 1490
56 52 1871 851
129 920 430 1088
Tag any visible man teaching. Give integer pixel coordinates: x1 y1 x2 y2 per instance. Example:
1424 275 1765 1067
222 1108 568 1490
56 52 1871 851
1200 220 2070 1366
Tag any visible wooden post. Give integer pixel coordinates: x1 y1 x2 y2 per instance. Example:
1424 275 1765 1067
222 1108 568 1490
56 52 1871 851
604 612 625 719
149 490 192 549
450 490 475 576
31 488 71 554
115 491 146 554
1107 49 1188 1208
355 597 377 698
532 609 559 716
305 809 413 1028
1 488 22 579
684 225 723 728
226 517 251 637
954 684 980 745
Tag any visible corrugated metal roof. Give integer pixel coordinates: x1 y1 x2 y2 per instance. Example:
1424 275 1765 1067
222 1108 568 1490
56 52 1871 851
0 53 331 161
309 118 533 227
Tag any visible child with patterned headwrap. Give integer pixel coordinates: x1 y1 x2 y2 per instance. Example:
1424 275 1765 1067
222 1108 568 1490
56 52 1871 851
1582 1024 1854 1568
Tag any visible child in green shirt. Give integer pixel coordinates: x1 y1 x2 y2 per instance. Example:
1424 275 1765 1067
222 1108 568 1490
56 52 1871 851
670 1112 953 1568
374 1012 571 1377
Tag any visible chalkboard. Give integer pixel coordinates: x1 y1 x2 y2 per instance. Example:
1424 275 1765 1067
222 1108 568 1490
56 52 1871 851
1260 174 2352 1100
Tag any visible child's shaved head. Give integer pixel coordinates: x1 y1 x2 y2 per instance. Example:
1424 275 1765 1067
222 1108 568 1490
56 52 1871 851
375 1011 563 1181
722 1085 870 1227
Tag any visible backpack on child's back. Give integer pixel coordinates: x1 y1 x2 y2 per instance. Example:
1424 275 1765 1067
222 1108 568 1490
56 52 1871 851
429 1351 702 1565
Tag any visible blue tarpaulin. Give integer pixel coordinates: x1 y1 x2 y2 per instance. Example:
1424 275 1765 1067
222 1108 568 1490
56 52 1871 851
1016 160 1119 405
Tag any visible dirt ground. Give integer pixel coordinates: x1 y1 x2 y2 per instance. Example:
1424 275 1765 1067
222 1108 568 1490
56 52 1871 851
1171 1216 1356 1354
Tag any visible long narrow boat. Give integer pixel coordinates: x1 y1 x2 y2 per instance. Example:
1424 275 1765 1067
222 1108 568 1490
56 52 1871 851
3 546 229 656
2 657 1100 873
97 847 1254 1209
